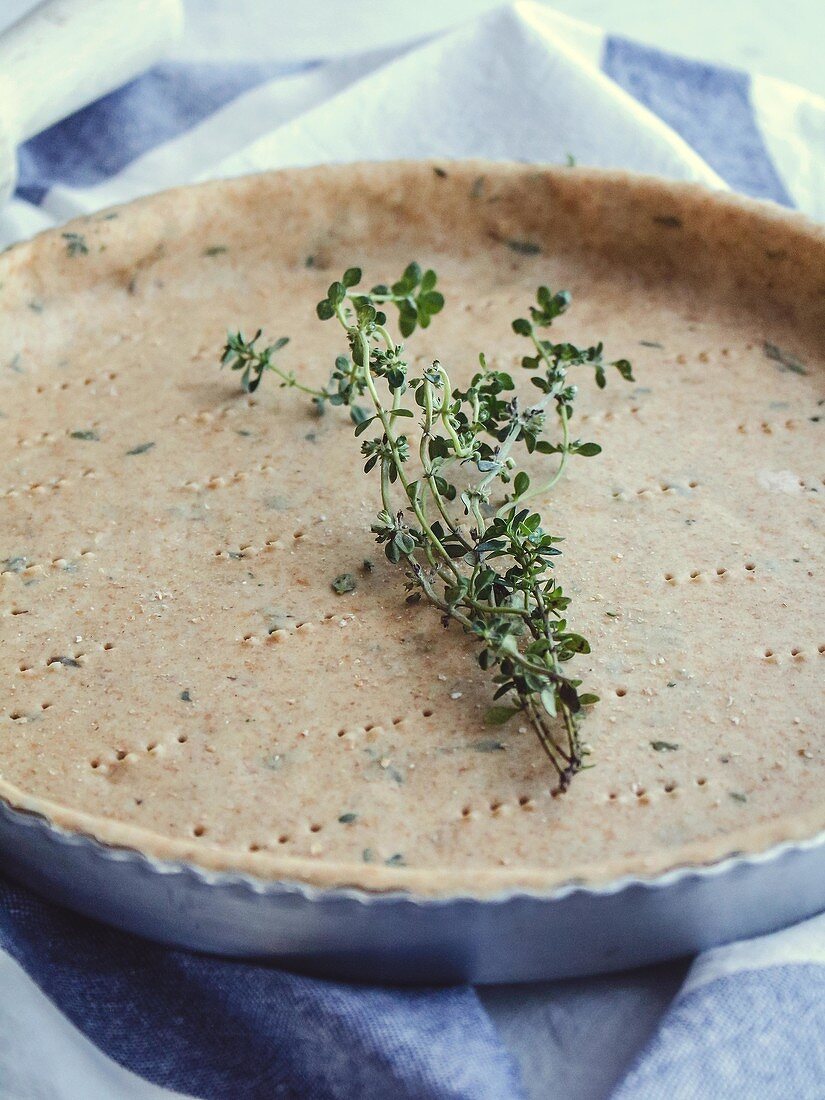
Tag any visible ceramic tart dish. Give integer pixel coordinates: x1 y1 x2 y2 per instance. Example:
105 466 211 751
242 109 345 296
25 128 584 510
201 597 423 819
0 162 822 982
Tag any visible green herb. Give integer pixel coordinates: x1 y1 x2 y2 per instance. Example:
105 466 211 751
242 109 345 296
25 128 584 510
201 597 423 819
471 738 507 752
565 153 577 167
220 330 296 394
507 239 542 255
222 265 632 790
651 740 679 752
126 441 155 456
385 853 406 866
338 812 358 824
180 689 192 702
362 847 375 863
763 341 807 376
203 245 228 256
331 573 357 594
362 559 374 573
1 557 27 573
62 232 89 256
729 791 748 803
70 429 99 441
639 340 663 349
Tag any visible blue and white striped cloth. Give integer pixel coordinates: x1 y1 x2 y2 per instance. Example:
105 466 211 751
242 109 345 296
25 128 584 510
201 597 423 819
1 4 823 1097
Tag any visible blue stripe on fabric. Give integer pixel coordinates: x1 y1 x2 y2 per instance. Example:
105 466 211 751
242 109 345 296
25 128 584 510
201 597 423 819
0 874 525 1100
612 964 825 1098
14 60 317 204
603 37 794 206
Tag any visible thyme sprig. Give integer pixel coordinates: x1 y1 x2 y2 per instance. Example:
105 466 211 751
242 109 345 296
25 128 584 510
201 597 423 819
222 265 632 790
221 330 294 393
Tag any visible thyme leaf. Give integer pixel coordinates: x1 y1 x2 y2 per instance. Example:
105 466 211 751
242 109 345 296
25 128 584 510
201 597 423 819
221 330 293 393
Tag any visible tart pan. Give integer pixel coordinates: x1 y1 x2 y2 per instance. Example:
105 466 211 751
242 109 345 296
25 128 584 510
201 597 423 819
0 163 823 980
0 796 822 982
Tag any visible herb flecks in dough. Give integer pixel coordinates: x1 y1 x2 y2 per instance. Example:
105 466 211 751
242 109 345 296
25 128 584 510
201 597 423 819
652 215 683 229
62 232 89 257
224 265 633 791
507 239 542 256
763 341 808 376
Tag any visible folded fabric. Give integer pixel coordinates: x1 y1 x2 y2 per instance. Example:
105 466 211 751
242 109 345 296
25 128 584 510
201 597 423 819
611 912 825 1100
1 4 823 1098
0 874 523 1100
